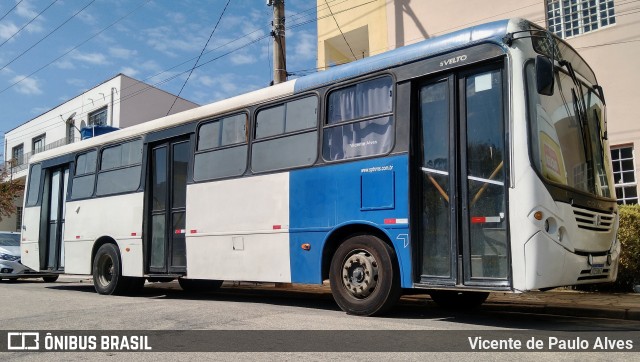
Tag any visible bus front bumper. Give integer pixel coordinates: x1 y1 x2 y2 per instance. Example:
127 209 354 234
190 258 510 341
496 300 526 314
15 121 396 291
523 231 620 291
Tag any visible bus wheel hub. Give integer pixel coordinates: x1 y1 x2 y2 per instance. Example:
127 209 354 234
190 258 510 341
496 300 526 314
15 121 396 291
342 251 378 298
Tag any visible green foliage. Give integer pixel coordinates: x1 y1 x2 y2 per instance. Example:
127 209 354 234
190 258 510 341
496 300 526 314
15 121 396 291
615 204 640 292
0 169 24 221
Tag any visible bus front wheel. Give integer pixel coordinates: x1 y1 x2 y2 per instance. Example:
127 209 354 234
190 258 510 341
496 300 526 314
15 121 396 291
92 243 131 295
329 235 400 316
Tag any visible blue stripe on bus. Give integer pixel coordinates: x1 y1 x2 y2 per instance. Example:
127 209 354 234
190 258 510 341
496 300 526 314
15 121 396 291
288 155 412 287
293 19 509 94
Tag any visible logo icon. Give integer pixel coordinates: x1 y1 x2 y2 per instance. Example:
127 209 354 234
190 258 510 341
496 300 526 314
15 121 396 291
7 332 39 350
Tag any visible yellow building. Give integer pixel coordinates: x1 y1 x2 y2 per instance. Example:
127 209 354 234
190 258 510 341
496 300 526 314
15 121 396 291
317 0 640 205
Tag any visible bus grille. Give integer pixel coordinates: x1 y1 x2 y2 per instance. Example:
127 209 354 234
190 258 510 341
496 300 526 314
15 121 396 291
577 268 610 281
572 206 614 232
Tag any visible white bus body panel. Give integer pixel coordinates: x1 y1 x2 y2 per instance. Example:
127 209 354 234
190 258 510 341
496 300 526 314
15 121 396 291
185 173 291 282
64 193 144 276
510 167 619 290
20 206 41 271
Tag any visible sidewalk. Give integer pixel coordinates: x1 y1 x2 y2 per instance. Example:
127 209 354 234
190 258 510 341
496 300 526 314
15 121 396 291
484 290 640 321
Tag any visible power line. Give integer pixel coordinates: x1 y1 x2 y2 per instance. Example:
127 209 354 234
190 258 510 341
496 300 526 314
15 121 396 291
167 0 232 116
4 33 272 140
0 0 96 72
576 37 640 49
324 0 357 60
285 0 376 29
0 0 150 96
0 0 333 97
4 0 350 138
0 0 24 23
0 0 58 49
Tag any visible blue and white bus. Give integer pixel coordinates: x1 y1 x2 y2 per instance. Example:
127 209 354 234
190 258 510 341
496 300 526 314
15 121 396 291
20 18 619 316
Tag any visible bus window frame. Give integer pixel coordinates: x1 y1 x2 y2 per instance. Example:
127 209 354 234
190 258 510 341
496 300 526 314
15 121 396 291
192 111 250 182
196 111 249 151
69 148 98 201
321 73 397 163
250 92 321 174
94 137 144 197
25 162 43 207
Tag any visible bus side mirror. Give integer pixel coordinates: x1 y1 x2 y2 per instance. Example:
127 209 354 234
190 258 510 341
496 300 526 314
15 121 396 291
536 55 554 96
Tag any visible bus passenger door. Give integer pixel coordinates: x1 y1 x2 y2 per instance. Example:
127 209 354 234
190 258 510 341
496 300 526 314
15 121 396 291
416 64 509 288
41 166 69 271
146 138 189 274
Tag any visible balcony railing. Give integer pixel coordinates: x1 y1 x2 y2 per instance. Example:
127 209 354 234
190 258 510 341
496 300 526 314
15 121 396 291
4 136 78 178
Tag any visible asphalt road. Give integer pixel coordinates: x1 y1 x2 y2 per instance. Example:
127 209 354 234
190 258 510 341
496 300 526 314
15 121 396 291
1 276 638 361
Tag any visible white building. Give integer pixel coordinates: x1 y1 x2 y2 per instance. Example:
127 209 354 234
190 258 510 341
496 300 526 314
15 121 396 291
1 73 198 231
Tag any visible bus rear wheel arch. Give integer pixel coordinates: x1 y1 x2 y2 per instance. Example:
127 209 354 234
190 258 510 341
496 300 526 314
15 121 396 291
92 243 141 295
329 234 401 316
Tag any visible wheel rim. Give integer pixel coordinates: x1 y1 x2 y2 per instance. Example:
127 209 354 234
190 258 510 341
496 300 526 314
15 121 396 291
341 249 379 299
96 253 114 287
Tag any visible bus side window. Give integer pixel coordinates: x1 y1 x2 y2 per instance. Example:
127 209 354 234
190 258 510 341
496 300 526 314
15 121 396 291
251 96 318 173
71 150 97 199
25 163 42 206
323 76 394 161
194 113 248 181
96 139 143 196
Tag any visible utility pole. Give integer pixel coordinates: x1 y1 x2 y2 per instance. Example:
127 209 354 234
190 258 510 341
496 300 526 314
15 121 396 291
269 0 287 84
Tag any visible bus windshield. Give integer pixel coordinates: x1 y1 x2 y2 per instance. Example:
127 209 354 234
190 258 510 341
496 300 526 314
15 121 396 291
526 63 613 199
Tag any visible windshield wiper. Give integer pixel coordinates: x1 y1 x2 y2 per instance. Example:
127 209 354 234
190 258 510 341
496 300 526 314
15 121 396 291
563 59 596 192
571 88 592 166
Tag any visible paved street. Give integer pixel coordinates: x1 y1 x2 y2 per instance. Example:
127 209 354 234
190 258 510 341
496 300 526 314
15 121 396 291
1 276 639 360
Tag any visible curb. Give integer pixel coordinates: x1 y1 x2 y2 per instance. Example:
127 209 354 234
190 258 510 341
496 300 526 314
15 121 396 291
482 302 640 321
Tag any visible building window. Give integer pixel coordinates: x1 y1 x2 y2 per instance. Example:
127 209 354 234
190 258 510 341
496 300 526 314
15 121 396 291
547 0 616 38
611 146 637 204
32 134 46 154
11 144 24 166
88 106 108 126
15 207 22 232
67 122 75 144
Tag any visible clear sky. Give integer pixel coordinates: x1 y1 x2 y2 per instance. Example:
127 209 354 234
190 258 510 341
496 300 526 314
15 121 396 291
0 0 319 160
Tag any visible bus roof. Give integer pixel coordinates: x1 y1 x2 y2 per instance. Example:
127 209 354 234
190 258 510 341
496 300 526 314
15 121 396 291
294 19 510 93
30 18 517 164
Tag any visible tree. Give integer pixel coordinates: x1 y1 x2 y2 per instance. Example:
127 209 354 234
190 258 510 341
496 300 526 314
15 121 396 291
0 169 24 221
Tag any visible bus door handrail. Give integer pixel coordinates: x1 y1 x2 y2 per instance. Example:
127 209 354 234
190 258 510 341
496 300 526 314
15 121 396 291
421 167 449 203
470 161 504 207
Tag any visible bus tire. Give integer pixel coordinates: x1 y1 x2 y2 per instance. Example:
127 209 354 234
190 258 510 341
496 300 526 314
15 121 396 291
329 234 400 316
92 243 130 295
42 276 59 283
178 278 223 292
429 290 489 309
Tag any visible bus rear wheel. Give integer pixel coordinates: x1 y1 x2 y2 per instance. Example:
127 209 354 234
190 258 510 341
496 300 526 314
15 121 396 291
429 290 489 309
329 235 400 316
178 278 223 292
92 243 132 295
42 276 59 283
